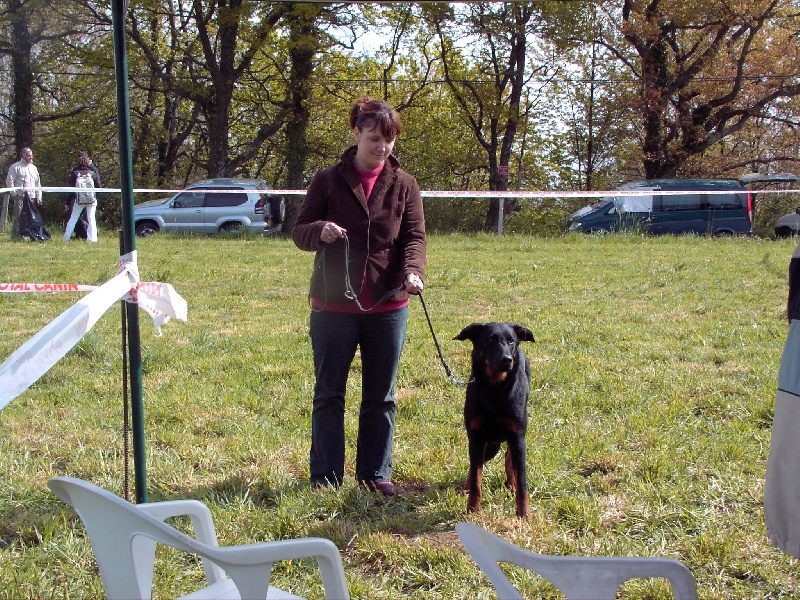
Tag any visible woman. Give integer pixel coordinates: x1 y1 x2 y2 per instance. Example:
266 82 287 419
63 153 100 242
292 96 426 496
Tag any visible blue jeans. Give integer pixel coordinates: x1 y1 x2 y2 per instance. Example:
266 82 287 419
309 306 408 486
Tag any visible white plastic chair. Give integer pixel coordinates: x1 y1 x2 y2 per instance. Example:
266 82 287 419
48 476 350 600
456 522 697 600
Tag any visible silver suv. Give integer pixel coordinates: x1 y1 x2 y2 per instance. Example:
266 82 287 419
133 178 285 236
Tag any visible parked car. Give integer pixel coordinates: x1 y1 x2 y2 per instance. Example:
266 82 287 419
763 174 800 237
565 178 753 236
775 210 800 238
133 178 285 237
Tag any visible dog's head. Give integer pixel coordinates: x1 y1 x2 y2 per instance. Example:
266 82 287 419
454 322 535 384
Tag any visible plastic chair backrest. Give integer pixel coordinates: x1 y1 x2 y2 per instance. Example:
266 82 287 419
48 476 229 598
456 522 697 600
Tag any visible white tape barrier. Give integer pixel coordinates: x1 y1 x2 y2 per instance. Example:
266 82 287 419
2 186 800 199
0 253 187 410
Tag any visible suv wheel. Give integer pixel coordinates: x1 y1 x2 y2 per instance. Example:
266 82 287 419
270 196 286 225
219 221 245 234
135 221 159 236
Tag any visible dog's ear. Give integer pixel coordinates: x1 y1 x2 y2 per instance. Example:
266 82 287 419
510 323 535 343
454 323 484 341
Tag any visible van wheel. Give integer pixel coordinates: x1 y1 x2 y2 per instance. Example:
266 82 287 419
587 228 609 235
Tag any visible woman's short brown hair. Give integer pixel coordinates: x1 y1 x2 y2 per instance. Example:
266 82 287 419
349 96 402 140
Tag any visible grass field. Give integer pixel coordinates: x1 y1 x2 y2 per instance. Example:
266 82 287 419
0 231 798 599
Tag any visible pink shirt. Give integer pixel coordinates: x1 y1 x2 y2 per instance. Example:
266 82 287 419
358 163 383 202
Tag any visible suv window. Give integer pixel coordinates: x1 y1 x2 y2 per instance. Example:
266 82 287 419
205 190 246 208
173 191 204 208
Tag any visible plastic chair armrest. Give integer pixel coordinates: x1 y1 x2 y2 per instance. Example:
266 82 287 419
138 499 226 584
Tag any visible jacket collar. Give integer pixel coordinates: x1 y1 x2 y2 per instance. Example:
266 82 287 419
338 146 400 212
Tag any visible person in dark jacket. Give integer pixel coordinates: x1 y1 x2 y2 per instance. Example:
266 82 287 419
789 242 800 321
292 96 426 496
63 152 101 242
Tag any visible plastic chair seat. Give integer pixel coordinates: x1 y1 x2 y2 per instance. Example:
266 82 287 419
48 476 349 600
177 577 304 599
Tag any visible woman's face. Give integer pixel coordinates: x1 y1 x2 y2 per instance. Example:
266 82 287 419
353 125 395 170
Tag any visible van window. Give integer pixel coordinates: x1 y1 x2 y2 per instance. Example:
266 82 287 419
708 193 744 210
660 194 705 211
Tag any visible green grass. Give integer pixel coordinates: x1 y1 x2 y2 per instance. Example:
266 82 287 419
0 230 797 598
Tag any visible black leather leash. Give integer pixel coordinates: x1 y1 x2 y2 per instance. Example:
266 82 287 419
310 233 404 313
312 233 465 386
341 233 406 312
418 290 466 387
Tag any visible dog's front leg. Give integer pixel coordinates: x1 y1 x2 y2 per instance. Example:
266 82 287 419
467 440 486 512
507 440 530 518
504 447 517 490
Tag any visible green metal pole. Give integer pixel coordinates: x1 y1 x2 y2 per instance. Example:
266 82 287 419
111 0 147 503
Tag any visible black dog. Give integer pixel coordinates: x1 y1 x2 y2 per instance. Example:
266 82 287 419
454 322 535 518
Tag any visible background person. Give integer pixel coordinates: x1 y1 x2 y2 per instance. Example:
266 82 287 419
63 152 100 242
63 152 98 240
292 96 426 496
5 147 42 240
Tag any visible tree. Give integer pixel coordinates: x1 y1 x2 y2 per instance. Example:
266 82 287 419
601 0 800 178
425 2 535 231
0 0 87 158
550 13 641 196
4 0 34 153
124 0 290 178
424 2 585 231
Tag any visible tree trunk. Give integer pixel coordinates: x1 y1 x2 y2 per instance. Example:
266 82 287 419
205 9 237 178
8 0 34 153
484 170 509 233
282 4 322 235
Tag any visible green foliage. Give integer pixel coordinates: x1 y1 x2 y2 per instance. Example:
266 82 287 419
2 1 799 221
754 191 799 238
0 232 797 598
422 198 487 233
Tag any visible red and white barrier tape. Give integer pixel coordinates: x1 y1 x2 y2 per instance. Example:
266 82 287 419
0 251 187 410
0 283 97 292
3 186 800 198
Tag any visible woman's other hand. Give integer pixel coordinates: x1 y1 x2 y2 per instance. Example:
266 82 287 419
320 222 346 244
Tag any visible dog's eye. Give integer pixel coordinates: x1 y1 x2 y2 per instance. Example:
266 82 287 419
507 337 516 346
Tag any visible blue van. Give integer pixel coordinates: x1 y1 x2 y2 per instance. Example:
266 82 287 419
565 179 753 235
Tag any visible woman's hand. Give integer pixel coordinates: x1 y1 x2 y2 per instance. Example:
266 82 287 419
405 273 424 294
320 222 346 244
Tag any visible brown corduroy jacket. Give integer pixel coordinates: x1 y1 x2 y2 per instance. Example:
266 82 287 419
292 146 426 305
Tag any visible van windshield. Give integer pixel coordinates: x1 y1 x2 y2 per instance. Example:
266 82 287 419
589 196 613 209
570 198 611 220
